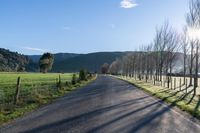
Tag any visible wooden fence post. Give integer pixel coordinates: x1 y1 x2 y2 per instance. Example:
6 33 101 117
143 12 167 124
58 74 61 89
163 80 165 88
59 74 61 84
171 78 173 89
167 77 170 88
186 79 188 93
14 76 21 105
174 78 176 90
180 78 181 91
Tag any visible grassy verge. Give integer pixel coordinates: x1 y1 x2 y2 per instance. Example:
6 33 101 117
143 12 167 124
115 76 200 119
0 73 96 126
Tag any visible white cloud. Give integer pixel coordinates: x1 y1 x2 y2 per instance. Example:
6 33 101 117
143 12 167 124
120 0 138 9
64 26 71 31
22 47 47 52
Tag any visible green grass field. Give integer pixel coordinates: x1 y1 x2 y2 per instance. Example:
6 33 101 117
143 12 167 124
0 72 73 105
0 72 94 125
0 72 72 86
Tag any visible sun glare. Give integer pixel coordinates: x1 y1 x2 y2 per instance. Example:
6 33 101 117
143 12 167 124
187 27 200 40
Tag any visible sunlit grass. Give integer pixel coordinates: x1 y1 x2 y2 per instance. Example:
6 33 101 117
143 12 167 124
0 72 96 125
116 76 200 119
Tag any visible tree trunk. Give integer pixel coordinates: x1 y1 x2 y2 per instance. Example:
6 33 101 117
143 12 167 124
194 44 199 95
183 52 186 85
189 43 194 86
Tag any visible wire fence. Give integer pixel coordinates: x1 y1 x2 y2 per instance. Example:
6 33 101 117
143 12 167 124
0 74 73 112
124 75 200 95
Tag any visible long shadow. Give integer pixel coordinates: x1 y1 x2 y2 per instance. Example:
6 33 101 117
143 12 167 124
61 81 143 105
160 85 192 103
128 104 173 133
152 88 171 95
172 84 187 90
6 76 198 133
194 98 200 116
161 90 185 101
84 81 198 132
170 89 193 104
187 93 196 104
127 89 196 133
86 100 164 133
20 96 154 133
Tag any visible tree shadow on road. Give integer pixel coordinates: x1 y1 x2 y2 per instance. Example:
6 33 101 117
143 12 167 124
16 79 199 133
20 95 153 133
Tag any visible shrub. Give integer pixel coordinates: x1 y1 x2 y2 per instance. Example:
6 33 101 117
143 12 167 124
79 69 87 81
77 78 81 83
66 81 72 87
87 72 93 79
71 74 77 85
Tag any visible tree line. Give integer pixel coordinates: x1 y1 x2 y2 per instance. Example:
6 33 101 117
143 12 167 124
102 0 200 95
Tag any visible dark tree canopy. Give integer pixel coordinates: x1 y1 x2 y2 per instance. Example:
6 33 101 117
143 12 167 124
79 69 87 81
39 53 54 73
101 63 109 74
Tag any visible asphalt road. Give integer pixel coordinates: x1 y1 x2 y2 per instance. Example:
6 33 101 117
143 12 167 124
1 75 200 133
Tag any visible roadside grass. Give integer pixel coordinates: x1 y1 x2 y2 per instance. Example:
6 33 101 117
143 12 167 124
0 72 96 126
115 76 200 119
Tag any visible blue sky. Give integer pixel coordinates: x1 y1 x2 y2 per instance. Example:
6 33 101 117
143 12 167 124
0 0 188 55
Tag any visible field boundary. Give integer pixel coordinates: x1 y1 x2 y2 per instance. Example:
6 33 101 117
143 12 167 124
0 74 97 126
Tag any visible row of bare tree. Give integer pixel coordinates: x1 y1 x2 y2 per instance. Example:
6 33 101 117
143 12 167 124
108 0 200 95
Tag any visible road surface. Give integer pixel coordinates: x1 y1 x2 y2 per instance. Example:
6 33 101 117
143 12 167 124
1 76 200 133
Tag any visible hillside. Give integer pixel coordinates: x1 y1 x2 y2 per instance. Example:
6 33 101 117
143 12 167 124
0 48 130 72
0 48 29 71
28 52 131 72
28 53 80 63
51 52 131 72
0 48 184 73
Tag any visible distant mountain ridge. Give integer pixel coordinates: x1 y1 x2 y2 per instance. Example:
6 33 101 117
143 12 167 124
0 48 184 73
28 53 80 63
28 52 132 72
52 52 131 72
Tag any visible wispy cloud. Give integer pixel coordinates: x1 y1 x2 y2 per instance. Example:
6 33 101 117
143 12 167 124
22 47 47 52
63 26 71 31
120 0 138 9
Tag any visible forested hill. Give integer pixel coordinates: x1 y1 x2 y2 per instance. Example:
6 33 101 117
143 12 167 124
0 48 184 73
28 53 80 63
51 52 131 72
0 48 132 72
0 48 29 71
28 52 132 72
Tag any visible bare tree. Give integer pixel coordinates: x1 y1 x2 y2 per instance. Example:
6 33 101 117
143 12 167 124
101 63 109 74
186 0 200 94
189 42 195 86
109 61 117 75
164 28 180 88
153 22 176 82
186 0 200 28
180 29 189 85
109 59 121 75
194 42 199 95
